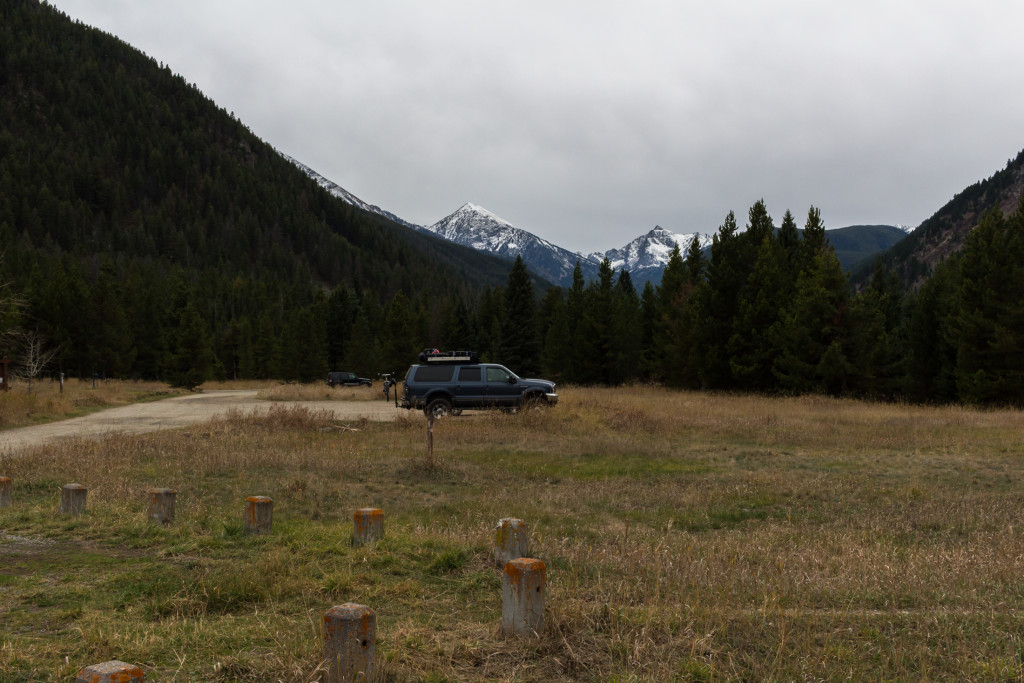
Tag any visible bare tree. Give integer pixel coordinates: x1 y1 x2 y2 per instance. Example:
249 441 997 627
14 329 59 394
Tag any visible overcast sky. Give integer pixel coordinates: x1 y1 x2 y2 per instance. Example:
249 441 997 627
53 1 1024 253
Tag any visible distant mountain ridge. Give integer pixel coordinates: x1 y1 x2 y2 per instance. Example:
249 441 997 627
284 156 910 288
284 157 714 287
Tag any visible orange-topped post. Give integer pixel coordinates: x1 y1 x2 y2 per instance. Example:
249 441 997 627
323 603 375 682
494 517 529 567
74 660 144 682
244 496 273 534
502 557 546 637
60 483 87 516
353 507 383 546
147 488 176 524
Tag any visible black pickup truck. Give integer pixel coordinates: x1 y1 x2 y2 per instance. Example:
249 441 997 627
399 350 558 418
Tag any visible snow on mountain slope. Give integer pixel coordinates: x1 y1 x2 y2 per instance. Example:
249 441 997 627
603 226 712 279
426 203 598 286
281 153 422 232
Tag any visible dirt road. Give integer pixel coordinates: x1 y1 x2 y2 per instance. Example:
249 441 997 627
0 390 403 457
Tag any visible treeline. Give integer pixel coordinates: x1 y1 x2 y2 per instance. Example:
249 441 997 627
496 198 1024 406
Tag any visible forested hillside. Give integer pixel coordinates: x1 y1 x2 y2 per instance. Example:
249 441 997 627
852 149 1024 287
0 0 520 383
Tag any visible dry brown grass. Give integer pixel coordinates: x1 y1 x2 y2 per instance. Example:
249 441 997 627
254 382 379 402
0 378 181 430
3 387 1024 680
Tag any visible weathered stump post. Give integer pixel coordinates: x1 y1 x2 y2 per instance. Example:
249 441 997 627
74 660 144 682
353 508 384 546
0 477 11 508
244 496 273 534
426 415 434 466
323 603 376 682
502 558 546 637
494 517 529 568
147 488 176 524
60 483 87 516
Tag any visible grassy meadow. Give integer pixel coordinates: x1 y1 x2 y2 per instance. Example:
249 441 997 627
2 385 1024 680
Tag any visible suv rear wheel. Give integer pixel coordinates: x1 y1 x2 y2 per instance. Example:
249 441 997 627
425 398 452 419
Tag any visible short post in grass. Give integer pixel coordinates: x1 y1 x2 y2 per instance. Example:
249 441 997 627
323 603 376 682
353 507 383 546
494 517 529 567
147 488 176 525
60 483 87 516
0 477 11 508
244 495 273 534
502 558 546 638
426 415 434 466
74 660 144 682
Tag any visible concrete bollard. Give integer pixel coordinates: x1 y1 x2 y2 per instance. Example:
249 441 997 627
0 477 11 508
353 508 383 546
494 517 529 567
244 496 273 534
323 603 376 682
147 488 176 525
502 558 546 638
74 660 144 682
60 483 87 516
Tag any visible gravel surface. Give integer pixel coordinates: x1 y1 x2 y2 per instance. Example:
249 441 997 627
0 390 403 457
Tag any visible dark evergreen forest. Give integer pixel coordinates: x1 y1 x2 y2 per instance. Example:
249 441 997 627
2 1 1023 405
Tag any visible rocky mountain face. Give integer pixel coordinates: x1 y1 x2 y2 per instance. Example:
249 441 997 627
423 203 598 286
600 226 712 285
855 149 1024 288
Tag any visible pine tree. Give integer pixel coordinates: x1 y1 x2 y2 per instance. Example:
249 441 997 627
610 269 642 384
498 255 540 375
166 297 215 390
699 211 745 388
540 291 571 382
772 247 852 394
728 236 787 390
953 203 1024 404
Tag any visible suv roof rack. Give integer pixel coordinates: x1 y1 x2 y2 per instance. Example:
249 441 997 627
418 349 479 364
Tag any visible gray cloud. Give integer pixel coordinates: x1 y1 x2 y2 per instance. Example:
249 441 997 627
54 1 1024 252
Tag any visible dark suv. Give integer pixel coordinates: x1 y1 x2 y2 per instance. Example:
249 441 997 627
327 371 372 387
399 350 558 418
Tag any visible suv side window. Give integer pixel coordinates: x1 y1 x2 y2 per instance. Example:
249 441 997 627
458 367 481 382
414 366 456 383
486 366 511 383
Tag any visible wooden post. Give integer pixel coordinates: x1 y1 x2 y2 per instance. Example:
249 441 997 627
494 518 529 568
323 603 376 682
244 496 273 534
426 415 434 465
0 356 8 392
60 483 87 516
0 477 11 508
147 488 176 524
502 558 546 637
353 508 383 546
75 660 144 682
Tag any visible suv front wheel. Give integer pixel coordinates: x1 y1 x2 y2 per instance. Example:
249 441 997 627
425 398 452 419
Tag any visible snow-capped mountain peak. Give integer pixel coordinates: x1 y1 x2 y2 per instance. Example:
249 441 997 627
602 225 712 277
424 203 592 284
